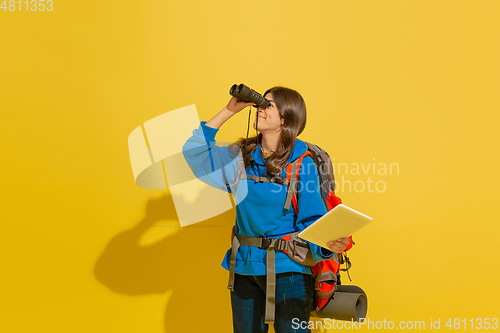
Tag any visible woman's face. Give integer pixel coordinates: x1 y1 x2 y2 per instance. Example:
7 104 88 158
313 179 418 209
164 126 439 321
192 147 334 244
253 93 284 133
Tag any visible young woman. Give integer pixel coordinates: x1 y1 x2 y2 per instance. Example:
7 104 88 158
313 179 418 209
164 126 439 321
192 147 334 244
183 86 350 333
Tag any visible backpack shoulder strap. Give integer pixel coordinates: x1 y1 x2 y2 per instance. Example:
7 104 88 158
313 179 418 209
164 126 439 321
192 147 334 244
305 142 336 205
283 151 312 214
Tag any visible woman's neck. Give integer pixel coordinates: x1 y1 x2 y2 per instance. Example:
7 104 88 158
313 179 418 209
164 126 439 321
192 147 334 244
260 132 281 153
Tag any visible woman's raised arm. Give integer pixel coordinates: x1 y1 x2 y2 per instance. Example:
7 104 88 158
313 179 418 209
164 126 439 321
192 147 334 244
205 97 255 129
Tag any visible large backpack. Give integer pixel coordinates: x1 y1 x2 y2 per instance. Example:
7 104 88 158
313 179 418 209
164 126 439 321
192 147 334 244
227 142 354 324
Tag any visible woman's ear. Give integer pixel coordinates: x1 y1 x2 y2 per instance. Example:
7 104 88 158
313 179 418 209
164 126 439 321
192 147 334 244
281 118 285 126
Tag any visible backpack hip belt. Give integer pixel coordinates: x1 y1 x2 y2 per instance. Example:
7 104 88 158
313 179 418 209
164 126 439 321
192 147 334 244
228 231 329 325
227 233 303 325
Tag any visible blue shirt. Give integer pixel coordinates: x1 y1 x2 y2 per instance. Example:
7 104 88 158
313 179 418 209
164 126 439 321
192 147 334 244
182 121 334 276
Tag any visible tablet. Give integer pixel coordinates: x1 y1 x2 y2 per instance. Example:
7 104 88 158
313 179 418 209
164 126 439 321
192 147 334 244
298 204 373 250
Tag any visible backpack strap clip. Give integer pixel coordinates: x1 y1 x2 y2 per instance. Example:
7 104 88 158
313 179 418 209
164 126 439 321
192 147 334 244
245 174 290 186
255 236 288 251
258 237 272 249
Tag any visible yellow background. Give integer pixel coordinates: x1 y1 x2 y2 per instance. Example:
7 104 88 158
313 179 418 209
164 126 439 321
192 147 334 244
1 1 499 332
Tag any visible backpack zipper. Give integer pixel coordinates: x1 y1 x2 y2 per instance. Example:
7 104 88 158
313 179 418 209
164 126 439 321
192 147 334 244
293 240 310 248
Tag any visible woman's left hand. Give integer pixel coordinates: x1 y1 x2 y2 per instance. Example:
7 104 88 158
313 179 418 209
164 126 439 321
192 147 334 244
326 237 350 253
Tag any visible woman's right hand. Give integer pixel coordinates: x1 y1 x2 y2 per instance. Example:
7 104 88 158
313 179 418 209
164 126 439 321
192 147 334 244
226 97 256 113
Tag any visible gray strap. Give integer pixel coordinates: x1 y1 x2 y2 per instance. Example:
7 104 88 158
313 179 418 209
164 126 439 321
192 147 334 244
283 159 300 212
265 239 278 325
237 235 288 251
315 263 322 291
237 235 265 247
227 235 240 291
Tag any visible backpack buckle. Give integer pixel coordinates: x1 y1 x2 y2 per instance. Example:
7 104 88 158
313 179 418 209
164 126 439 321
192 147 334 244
258 237 288 251
259 237 271 249
276 239 288 251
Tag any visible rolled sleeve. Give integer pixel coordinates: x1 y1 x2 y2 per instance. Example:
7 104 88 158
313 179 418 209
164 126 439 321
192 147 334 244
182 121 242 192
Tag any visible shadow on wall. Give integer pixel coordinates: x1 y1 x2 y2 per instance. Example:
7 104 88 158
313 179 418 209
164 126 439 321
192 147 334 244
94 192 235 332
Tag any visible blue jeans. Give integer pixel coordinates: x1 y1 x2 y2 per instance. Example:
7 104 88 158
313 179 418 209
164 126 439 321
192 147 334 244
230 272 314 333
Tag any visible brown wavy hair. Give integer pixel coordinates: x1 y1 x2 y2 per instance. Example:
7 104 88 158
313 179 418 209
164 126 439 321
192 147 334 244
232 86 307 178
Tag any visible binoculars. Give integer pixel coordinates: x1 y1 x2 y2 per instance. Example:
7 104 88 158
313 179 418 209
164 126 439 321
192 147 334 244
229 84 270 109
